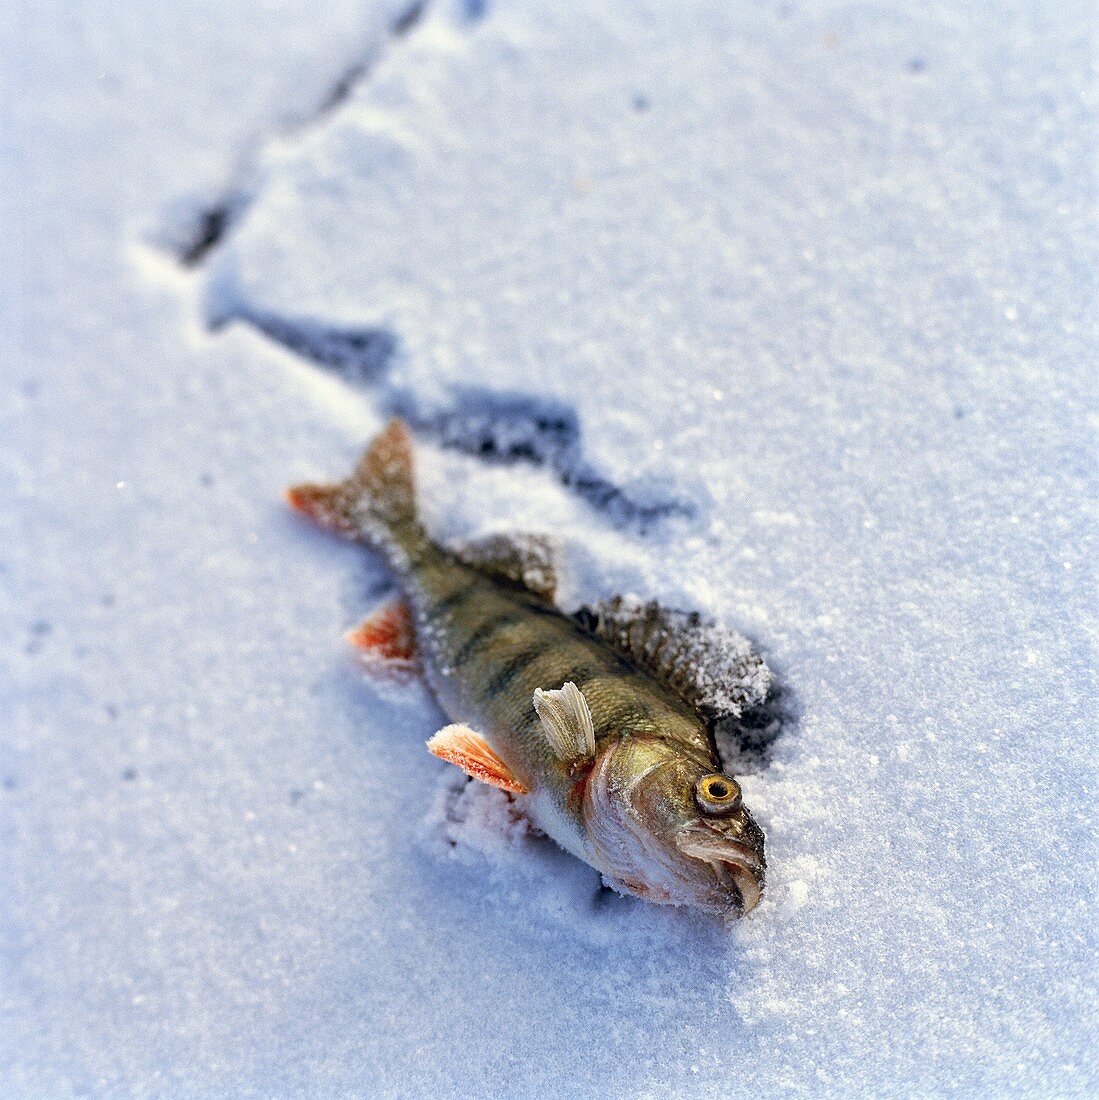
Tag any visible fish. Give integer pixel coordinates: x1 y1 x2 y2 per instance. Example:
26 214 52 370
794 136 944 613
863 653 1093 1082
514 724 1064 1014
287 420 771 917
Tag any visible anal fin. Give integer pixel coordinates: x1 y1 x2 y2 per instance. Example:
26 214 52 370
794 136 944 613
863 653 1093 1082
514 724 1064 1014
346 599 418 679
426 724 530 794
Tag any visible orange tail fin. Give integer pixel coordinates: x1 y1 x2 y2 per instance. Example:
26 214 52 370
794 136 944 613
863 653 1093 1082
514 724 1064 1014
286 419 419 546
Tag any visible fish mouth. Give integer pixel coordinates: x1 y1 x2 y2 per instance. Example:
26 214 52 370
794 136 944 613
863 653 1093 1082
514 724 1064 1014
717 854 764 916
675 831 765 916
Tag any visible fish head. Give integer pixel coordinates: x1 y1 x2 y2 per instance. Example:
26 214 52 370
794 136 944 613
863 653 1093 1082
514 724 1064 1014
581 735 765 917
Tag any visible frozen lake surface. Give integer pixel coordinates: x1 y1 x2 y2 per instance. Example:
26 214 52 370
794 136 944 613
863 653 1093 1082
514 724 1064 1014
3 1 1096 1095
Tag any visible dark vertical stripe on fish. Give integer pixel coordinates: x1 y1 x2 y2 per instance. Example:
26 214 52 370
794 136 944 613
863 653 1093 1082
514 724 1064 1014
582 688 654 736
429 578 480 619
555 663 603 691
484 646 544 699
451 613 516 667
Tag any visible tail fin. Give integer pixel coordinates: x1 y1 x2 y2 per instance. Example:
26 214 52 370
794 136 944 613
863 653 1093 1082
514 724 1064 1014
286 419 420 549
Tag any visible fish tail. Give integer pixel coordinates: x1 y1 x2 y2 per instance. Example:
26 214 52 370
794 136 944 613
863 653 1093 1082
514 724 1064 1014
286 419 423 555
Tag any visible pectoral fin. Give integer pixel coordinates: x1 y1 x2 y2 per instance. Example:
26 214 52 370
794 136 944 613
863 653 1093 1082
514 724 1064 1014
573 596 771 721
453 533 557 601
533 681 596 766
426 724 530 794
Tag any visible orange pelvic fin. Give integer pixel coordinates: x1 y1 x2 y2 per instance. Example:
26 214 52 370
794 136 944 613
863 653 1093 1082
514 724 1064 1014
426 724 530 794
346 600 418 678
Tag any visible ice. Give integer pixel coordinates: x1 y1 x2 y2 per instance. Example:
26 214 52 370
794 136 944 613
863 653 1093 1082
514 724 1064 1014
4 0 1096 1096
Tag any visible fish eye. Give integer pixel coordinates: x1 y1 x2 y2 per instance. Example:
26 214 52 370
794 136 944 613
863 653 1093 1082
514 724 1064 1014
694 773 742 815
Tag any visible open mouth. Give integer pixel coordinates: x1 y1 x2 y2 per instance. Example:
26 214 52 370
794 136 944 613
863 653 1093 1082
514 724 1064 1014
718 857 763 915
675 831 765 915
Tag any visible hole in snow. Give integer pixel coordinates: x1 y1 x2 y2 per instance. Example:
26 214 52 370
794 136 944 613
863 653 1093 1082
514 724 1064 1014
713 679 798 775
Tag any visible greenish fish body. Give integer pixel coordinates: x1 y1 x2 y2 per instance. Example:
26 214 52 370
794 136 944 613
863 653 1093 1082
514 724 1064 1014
288 421 767 916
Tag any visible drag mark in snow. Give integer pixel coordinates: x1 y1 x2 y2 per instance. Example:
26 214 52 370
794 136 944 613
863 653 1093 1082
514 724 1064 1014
218 308 694 531
169 0 690 530
212 309 399 385
178 196 246 267
313 0 431 117
389 389 694 529
169 0 437 268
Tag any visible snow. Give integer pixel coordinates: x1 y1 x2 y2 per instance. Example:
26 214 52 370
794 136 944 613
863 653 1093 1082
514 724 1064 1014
3 0 1096 1096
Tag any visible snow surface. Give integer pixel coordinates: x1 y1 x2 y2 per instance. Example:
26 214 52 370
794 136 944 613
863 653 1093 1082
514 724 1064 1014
3 0 1097 1096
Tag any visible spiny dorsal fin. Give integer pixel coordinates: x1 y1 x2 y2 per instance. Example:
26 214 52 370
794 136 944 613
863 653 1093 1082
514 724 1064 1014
532 681 596 765
426 724 530 794
574 596 771 722
453 532 557 601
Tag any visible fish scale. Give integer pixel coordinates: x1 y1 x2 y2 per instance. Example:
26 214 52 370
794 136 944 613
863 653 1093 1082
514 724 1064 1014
403 547 687 775
287 420 769 916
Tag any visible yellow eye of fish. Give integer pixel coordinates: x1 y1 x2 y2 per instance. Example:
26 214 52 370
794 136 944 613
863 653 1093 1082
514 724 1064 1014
695 774 742 815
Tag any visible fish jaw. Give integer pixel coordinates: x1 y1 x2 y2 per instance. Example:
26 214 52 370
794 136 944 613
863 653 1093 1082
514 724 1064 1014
580 737 766 917
674 825 766 916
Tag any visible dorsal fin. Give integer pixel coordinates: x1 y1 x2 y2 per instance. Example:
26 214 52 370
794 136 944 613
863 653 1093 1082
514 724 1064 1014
452 533 557 601
574 595 771 722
